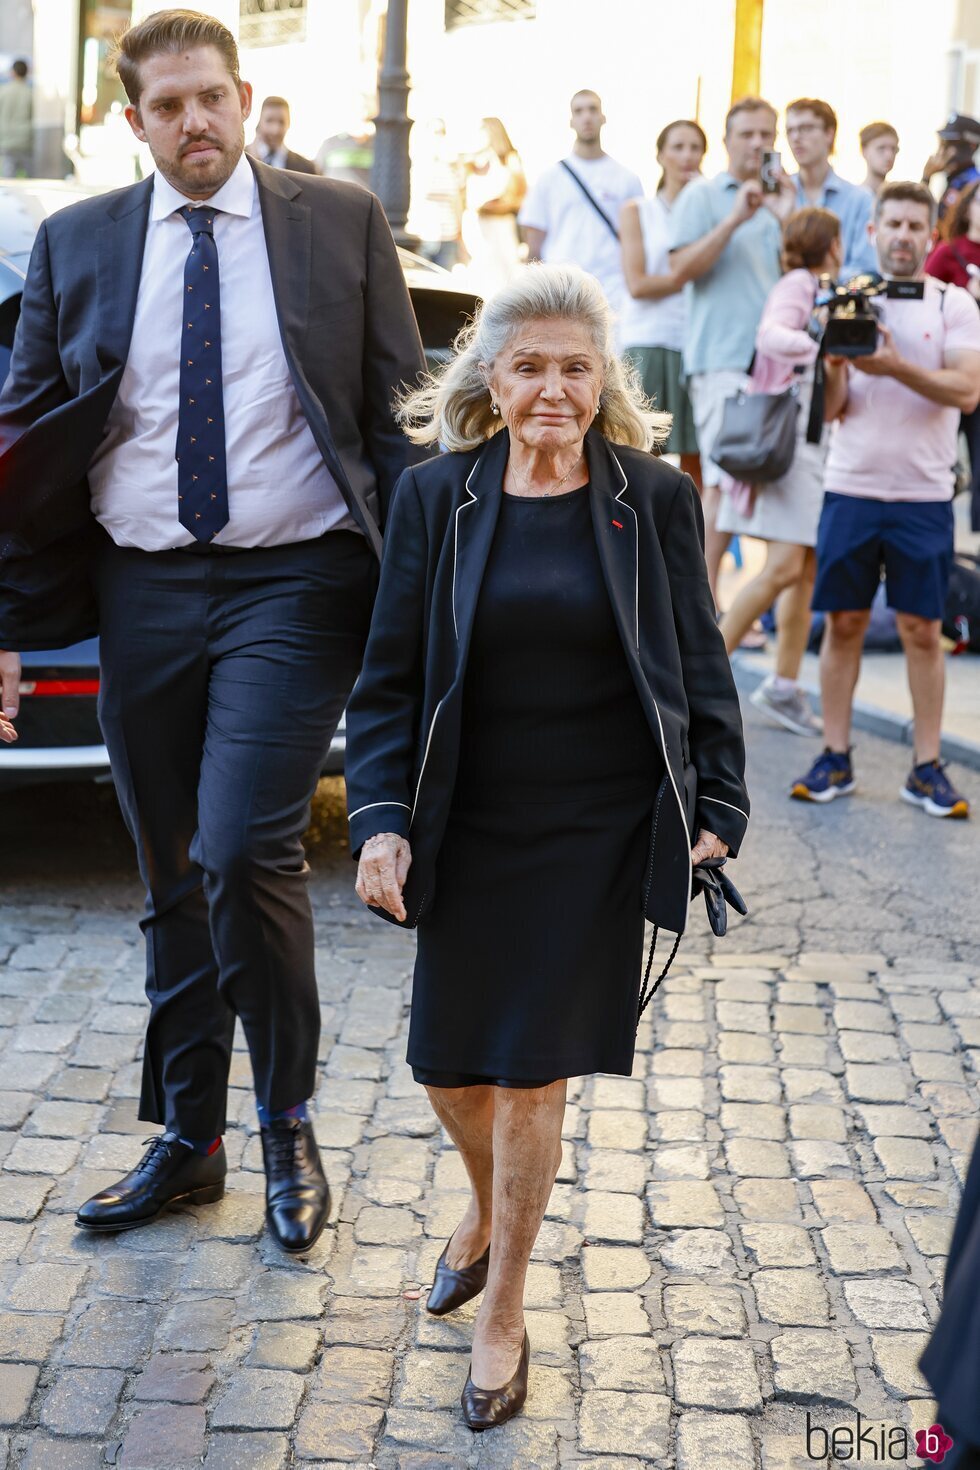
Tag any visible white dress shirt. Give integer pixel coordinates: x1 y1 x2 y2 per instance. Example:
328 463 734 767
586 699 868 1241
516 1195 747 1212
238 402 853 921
89 151 357 550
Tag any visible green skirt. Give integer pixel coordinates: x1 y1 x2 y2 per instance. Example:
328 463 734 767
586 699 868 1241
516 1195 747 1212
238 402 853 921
624 344 699 457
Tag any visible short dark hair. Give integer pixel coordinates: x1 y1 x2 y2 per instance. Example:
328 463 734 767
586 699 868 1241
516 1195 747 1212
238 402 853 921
11 60 28 80
725 96 777 136
875 179 937 226
782 207 840 271
260 95 289 115
786 97 838 146
860 120 898 150
112 8 240 107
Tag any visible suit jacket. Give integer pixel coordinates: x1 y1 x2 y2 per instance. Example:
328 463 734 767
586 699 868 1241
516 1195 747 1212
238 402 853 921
284 150 319 176
246 142 319 175
0 156 426 650
344 427 750 937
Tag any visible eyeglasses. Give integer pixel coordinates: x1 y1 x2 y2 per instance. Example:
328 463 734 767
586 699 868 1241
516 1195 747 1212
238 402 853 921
786 123 823 138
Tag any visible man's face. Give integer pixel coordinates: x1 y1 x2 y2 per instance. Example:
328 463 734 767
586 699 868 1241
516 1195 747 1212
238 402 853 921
863 135 898 179
125 45 252 199
725 108 777 178
257 104 289 152
570 94 603 145
873 200 933 278
785 108 833 169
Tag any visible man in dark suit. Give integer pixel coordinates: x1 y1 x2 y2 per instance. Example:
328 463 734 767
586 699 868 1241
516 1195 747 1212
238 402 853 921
0 8 425 1254
246 94 318 174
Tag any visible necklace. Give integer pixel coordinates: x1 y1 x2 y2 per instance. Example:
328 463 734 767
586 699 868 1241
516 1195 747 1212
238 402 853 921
509 452 584 498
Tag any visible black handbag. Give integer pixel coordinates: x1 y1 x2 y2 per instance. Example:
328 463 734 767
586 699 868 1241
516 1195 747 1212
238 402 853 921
711 380 800 483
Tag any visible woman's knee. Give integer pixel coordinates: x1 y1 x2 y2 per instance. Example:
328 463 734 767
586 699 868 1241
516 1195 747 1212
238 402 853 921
765 546 806 593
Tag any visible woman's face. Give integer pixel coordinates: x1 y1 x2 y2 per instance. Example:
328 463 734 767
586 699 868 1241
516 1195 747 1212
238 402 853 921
484 317 603 453
658 125 705 188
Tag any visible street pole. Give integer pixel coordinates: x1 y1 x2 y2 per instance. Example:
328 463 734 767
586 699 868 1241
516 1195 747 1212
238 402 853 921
731 0 764 101
371 0 416 248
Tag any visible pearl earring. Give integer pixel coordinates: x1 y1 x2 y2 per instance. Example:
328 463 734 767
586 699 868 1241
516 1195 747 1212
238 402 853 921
491 402 500 416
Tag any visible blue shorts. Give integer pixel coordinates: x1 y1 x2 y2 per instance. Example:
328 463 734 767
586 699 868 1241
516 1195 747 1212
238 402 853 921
813 492 954 620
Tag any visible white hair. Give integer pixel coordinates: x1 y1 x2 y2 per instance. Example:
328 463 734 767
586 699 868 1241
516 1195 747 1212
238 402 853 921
395 263 672 452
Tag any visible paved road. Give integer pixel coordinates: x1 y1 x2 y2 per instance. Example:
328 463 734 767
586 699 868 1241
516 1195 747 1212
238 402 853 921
0 700 978 1468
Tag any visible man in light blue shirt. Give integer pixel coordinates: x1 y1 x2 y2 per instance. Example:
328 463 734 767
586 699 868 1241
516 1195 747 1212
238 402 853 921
669 95 794 604
786 98 877 279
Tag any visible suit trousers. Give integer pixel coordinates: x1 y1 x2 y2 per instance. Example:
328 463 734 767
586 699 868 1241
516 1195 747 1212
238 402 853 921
94 528 376 1136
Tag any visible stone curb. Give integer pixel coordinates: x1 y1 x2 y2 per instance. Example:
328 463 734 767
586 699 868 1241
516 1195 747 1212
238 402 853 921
733 655 980 774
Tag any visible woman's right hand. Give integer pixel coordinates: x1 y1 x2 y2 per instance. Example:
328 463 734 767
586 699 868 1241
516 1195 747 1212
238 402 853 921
355 833 413 922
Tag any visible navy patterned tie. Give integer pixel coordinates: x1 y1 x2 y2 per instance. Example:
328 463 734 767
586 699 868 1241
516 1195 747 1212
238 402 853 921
175 205 228 542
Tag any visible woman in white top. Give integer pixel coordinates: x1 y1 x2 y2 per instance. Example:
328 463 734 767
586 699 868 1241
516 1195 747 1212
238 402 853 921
620 120 706 486
461 117 527 297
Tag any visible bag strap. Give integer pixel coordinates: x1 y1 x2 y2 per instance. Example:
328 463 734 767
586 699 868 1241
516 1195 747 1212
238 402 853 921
806 338 827 445
559 159 620 242
637 925 682 1021
948 242 972 282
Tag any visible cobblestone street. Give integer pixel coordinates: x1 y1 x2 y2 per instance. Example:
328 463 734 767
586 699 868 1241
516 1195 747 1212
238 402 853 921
1 697 978 1469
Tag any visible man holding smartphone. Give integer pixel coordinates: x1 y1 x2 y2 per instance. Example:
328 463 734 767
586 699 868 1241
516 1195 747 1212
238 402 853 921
668 96 795 606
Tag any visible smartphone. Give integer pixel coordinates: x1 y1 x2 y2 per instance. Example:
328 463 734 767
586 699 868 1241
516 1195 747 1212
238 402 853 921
761 150 781 195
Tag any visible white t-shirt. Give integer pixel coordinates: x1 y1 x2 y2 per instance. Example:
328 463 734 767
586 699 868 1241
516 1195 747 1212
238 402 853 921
618 193 688 353
824 276 980 502
518 153 643 317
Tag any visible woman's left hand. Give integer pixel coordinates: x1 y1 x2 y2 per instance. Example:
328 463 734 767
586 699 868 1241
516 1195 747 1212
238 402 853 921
691 828 729 864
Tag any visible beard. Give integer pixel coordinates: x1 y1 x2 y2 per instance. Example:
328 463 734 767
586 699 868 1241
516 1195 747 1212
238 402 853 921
882 243 926 278
154 125 245 198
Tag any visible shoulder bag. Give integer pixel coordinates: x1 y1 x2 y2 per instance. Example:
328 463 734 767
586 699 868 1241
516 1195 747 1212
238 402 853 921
711 378 801 483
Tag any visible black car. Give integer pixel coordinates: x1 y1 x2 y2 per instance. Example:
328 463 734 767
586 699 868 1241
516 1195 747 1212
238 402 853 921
0 180 479 790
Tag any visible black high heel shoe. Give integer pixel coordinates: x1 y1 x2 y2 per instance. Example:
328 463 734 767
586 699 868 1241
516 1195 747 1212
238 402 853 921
425 1237 491 1316
461 1329 530 1430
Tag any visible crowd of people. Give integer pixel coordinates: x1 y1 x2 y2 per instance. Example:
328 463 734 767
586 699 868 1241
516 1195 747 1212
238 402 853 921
455 87 978 822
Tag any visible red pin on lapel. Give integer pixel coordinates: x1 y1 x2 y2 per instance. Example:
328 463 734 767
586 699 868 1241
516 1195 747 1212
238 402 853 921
612 519 623 530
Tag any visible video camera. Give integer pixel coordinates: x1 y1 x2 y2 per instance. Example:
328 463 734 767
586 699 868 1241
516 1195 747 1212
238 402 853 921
811 272 925 358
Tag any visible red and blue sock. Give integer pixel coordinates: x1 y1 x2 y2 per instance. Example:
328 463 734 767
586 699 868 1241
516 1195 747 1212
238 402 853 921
256 1100 309 1127
176 1135 223 1155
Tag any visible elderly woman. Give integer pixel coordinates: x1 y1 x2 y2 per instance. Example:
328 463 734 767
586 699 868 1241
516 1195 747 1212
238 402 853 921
344 264 748 1430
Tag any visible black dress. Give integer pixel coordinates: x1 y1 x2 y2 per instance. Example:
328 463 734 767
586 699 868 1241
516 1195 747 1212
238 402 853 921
408 484 664 1086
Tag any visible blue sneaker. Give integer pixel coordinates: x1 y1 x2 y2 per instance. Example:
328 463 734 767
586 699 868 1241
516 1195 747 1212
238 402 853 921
900 759 970 819
790 748 856 803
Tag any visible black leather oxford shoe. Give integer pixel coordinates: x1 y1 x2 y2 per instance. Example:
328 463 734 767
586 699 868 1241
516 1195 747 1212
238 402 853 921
425 1238 491 1316
461 1329 530 1431
75 1133 226 1232
260 1116 331 1254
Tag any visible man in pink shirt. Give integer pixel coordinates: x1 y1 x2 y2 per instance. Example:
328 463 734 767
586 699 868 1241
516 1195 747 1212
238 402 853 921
792 181 980 817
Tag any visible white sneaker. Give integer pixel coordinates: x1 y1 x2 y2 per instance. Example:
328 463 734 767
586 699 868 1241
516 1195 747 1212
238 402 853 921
750 678 822 737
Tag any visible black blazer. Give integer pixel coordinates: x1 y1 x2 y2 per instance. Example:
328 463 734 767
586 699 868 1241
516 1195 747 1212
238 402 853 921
344 427 750 938
0 156 426 650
